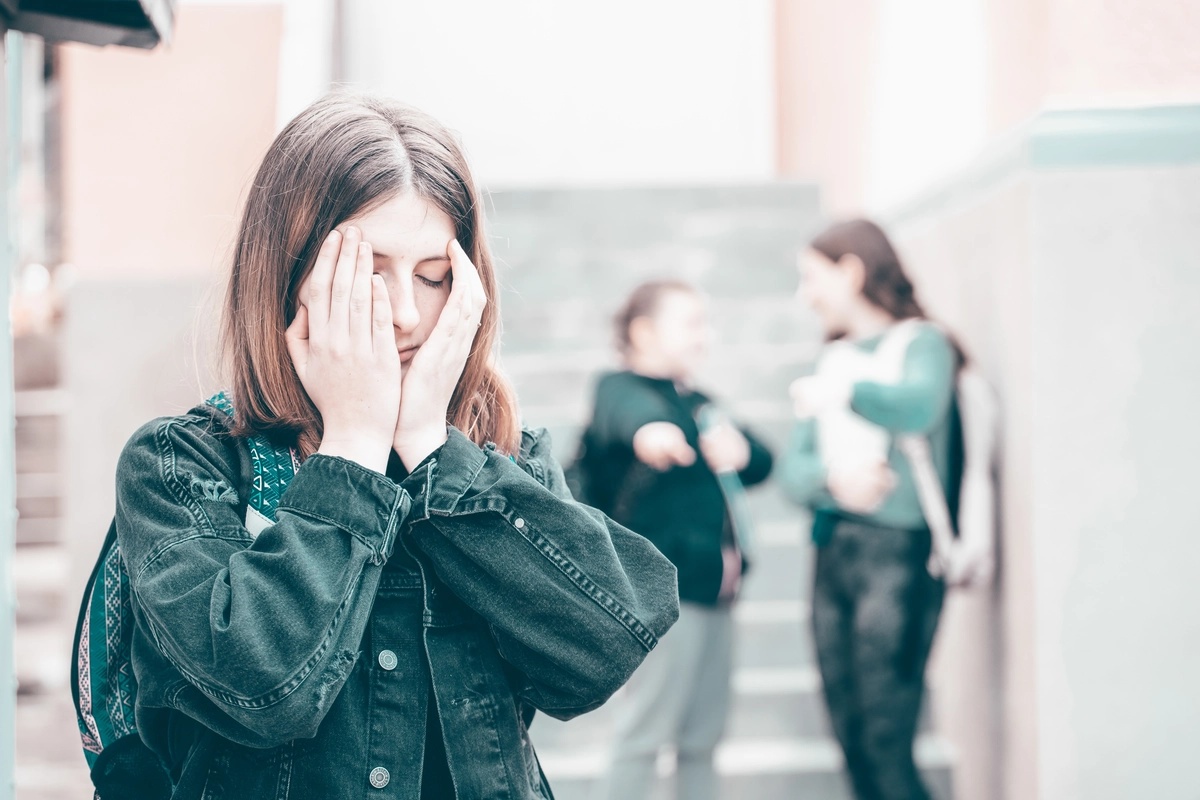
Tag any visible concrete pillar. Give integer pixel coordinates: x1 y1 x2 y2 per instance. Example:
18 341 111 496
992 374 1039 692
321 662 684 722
774 0 877 214
890 104 1200 800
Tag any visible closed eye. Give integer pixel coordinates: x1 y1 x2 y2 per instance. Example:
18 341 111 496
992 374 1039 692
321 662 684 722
417 275 447 289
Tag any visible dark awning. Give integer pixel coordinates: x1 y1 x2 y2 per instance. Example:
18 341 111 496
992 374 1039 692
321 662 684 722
6 0 177 49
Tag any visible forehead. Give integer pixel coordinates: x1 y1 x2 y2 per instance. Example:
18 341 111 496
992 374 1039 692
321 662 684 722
342 192 455 255
654 288 706 318
800 248 837 274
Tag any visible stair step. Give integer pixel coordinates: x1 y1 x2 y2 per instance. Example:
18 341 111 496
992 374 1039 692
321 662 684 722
531 663 939 748
531 734 955 800
735 599 810 625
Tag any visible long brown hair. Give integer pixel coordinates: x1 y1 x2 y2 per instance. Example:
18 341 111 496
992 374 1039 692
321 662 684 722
220 93 521 456
810 218 965 365
810 218 927 321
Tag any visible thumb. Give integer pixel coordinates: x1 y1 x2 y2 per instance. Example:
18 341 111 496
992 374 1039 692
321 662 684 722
674 441 697 467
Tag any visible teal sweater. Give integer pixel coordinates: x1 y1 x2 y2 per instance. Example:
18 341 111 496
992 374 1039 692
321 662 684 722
779 323 956 535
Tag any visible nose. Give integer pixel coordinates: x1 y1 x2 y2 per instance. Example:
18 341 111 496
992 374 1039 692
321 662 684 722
391 277 421 333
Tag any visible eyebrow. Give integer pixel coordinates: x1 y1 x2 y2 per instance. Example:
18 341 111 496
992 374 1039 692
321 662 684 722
372 252 451 266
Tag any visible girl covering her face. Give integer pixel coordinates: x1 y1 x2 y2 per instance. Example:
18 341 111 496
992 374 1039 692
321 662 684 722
106 93 679 800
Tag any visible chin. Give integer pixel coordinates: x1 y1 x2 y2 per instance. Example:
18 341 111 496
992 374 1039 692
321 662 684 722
813 313 846 340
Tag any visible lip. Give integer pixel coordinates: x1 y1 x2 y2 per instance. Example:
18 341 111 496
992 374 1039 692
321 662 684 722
398 344 420 360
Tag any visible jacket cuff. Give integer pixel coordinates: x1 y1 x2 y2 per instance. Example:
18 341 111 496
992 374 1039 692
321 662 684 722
278 454 411 564
401 427 488 521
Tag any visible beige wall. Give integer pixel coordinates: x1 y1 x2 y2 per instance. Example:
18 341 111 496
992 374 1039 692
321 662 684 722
59 3 282 277
984 0 1049 134
59 4 283 589
775 0 877 214
989 0 1200 133
1045 0 1200 102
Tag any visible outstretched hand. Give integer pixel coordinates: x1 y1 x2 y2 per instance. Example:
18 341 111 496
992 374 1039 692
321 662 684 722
393 239 487 469
699 423 751 474
633 422 697 471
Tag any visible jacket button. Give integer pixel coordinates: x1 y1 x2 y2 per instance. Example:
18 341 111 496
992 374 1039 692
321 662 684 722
369 766 390 789
378 649 398 671
514 517 526 529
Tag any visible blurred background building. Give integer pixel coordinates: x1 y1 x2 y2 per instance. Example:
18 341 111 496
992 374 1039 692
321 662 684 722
6 1 1200 798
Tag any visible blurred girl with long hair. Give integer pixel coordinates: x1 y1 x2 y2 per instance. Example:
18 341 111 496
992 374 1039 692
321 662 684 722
781 219 958 800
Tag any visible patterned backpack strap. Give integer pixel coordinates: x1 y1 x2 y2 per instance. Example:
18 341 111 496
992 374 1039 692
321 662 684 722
72 520 135 766
72 522 172 797
205 391 300 528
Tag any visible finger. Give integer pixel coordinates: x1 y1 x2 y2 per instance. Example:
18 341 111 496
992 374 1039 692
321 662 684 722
328 225 361 336
418 241 469 344
673 442 697 467
448 239 486 324
306 230 341 336
350 239 373 344
371 274 395 355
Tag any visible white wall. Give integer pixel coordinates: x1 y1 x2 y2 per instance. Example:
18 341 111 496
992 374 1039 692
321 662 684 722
866 0 989 210
340 0 776 188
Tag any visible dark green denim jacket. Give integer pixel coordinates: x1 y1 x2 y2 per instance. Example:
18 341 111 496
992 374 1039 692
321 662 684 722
115 405 679 799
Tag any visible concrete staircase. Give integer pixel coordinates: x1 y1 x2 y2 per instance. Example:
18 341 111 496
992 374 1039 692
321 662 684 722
487 185 955 799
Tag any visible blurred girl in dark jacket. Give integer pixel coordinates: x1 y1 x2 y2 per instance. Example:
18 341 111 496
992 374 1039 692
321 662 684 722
582 280 773 800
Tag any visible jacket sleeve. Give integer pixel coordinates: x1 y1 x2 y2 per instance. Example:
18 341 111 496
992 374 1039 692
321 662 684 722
778 418 835 509
736 425 774 488
115 414 410 748
400 427 680 720
850 325 956 434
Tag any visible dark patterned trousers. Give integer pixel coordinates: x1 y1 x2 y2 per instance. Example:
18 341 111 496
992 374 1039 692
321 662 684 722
812 519 945 800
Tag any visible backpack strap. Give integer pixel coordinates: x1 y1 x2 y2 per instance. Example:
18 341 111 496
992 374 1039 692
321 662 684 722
71 518 172 797
880 320 957 576
204 391 300 529
71 519 119 761
896 434 956 577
